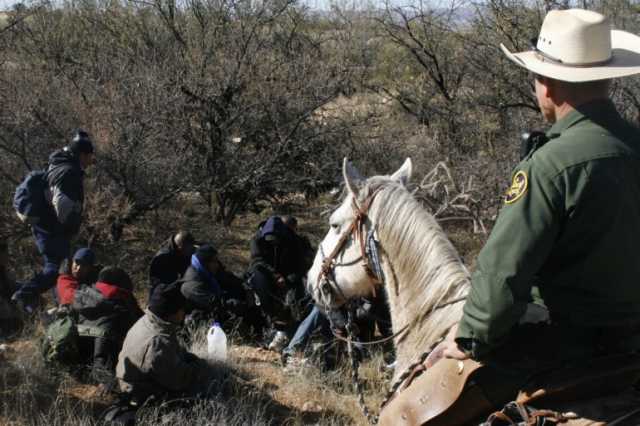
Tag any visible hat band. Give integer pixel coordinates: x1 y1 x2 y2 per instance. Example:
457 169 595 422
534 50 613 68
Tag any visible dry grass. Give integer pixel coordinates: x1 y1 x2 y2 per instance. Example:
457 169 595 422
0 326 389 425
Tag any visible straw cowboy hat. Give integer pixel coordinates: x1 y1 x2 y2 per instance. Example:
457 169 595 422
501 9 640 82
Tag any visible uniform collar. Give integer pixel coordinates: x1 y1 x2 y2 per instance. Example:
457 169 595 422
546 98 618 138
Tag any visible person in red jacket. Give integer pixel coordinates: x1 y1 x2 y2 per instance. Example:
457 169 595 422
72 266 143 386
56 248 98 305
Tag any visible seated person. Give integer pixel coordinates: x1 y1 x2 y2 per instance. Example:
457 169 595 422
247 216 309 350
72 266 143 383
281 304 333 366
282 295 393 369
281 215 315 272
352 290 394 364
116 281 205 404
148 231 195 300
56 247 99 305
0 241 22 338
180 245 264 336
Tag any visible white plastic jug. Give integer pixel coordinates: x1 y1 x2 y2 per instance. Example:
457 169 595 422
207 322 227 361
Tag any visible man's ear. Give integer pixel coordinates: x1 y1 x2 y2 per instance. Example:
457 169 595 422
539 76 555 101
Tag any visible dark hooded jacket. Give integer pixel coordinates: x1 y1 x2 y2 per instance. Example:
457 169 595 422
249 217 307 285
72 281 143 342
45 148 85 236
149 237 191 290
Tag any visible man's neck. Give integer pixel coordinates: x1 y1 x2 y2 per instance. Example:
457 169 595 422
553 96 609 123
554 103 575 122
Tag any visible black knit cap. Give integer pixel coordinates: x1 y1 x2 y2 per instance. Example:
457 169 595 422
98 266 133 291
149 281 187 319
70 129 94 155
195 244 218 264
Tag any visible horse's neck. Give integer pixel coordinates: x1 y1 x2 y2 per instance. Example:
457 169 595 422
376 207 470 381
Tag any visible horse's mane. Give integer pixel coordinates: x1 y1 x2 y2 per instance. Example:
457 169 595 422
362 177 470 373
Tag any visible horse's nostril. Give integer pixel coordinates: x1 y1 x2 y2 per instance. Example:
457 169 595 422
321 281 332 295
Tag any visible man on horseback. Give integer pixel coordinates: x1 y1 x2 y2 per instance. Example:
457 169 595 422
415 9 640 425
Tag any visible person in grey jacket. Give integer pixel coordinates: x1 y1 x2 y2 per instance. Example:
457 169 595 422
116 281 204 403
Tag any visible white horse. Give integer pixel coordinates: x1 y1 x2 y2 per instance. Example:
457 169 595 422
307 157 470 383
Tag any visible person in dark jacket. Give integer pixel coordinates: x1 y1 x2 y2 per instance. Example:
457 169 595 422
180 245 224 313
72 266 143 384
148 231 195 301
180 244 264 336
282 215 315 273
0 241 21 338
56 247 99 306
247 216 309 350
12 130 95 313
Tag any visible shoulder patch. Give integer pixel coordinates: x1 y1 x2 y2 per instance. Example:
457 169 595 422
504 171 528 204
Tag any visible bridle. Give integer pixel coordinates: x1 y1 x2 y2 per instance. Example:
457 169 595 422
315 188 383 304
314 186 411 345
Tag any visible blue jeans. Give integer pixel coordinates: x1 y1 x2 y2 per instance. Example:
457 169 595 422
15 224 70 303
283 306 332 356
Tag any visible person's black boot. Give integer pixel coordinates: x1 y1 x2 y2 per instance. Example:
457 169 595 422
11 291 36 316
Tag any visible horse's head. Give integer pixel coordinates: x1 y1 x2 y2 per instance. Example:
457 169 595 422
307 157 412 309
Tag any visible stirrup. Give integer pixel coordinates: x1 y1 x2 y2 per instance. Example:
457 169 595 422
480 401 578 425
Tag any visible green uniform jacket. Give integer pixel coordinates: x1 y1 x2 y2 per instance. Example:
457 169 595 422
457 100 640 359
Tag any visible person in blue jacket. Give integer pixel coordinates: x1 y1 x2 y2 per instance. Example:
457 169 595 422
13 129 95 312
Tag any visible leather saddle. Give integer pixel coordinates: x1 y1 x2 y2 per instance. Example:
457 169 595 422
378 358 490 426
379 353 640 426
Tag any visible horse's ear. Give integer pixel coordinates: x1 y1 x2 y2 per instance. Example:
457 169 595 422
390 158 412 186
343 158 364 196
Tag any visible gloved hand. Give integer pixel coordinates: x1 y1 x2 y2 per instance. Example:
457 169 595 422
355 302 373 321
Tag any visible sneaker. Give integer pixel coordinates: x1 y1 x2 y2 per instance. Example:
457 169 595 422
283 354 309 373
382 360 397 372
268 331 289 352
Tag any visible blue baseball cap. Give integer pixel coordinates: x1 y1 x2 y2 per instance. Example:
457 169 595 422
72 248 95 266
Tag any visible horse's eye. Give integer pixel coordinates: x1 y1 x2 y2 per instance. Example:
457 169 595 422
330 223 340 231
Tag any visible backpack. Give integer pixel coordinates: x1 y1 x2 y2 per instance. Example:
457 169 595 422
41 313 81 365
13 170 48 225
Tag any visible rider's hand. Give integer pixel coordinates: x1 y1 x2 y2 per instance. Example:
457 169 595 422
424 324 470 367
442 340 470 360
